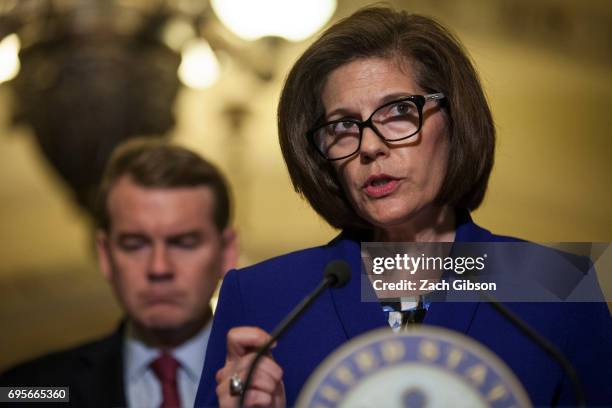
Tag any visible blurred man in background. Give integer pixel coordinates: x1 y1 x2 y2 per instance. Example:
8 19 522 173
1 140 237 408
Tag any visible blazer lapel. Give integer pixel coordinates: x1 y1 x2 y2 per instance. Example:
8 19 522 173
328 236 388 340
96 336 126 408
423 302 480 333
76 324 126 408
329 210 490 338
422 209 491 334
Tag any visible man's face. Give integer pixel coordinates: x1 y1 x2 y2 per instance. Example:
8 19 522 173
97 176 236 335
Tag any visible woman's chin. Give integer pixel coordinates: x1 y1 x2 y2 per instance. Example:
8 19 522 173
363 208 419 232
361 201 444 234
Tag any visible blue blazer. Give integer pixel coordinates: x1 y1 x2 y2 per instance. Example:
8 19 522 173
196 213 612 406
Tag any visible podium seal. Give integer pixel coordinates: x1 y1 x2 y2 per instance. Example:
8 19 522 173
296 326 531 408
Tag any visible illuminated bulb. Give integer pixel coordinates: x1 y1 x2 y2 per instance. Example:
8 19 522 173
162 18 196 52
178 38 220 90
0 33 20 84
211 0 336 42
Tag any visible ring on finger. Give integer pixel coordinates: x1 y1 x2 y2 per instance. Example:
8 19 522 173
229 373 244 396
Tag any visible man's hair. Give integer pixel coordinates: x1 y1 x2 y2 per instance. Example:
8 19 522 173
278 6 495 230
96 139 231 231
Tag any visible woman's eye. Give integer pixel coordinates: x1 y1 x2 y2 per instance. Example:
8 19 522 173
390 102 412 116
332 121 357 134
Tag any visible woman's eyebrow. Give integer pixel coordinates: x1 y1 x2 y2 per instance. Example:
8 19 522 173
379 91 414 104
325 107 360 120
326 91 416 120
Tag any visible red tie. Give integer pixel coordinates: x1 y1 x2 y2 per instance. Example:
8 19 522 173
150 353 181 408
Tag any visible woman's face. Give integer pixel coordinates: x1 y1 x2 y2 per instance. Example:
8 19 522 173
321 57 450 232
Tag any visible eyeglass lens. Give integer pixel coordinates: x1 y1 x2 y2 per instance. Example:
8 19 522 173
313 99 420 160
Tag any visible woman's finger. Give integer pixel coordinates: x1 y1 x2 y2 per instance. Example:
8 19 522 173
226 326 273 361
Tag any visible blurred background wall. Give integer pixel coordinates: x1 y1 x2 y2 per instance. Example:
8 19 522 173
0 0 610 371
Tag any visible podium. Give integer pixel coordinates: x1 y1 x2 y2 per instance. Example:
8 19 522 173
296 327 531 408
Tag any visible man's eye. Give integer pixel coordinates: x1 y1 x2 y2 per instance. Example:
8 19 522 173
118 239 147 251
171 236 202 249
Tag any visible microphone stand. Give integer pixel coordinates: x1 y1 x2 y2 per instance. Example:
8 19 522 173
238 275 336 408
481 293 586 408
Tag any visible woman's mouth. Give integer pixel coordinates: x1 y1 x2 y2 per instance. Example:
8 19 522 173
362 174 401 198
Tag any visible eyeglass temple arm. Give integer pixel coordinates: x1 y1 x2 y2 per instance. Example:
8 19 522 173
424 93 445 101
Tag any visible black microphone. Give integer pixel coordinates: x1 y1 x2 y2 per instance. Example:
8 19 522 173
238 260 351 407
481 293 586 408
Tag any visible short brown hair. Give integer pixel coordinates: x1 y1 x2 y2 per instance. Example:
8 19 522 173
96 139 231 231
278 6 495 230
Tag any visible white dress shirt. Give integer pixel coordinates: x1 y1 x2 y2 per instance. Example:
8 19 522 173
123 321 212 408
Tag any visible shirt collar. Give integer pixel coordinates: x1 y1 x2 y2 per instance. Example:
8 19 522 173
124 325 158 382
173 319 212 381
124 319 213 382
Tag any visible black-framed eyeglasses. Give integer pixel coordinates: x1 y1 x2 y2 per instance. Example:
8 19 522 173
308 93 445 161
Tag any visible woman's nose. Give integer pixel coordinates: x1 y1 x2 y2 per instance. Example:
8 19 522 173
359 126 389 162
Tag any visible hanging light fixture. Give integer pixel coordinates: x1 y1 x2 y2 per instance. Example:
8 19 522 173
0 33 20 84
178 38 220 89
210 0 336 42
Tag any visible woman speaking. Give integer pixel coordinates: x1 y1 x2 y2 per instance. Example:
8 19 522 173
195 7 612 407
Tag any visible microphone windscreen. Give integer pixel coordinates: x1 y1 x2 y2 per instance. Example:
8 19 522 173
324 260 352 288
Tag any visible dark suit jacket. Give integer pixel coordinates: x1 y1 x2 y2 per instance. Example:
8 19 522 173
0 326 126 407
195 211 612 407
